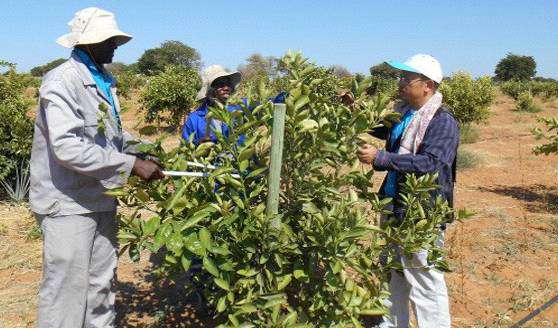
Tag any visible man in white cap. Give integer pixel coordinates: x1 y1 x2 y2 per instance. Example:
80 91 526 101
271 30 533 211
30 7 163 327
357 54 459 327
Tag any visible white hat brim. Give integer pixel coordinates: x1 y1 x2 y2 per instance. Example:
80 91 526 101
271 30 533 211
56 29 132 48
196 71 242 101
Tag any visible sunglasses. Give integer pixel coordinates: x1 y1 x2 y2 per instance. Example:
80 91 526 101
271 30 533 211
397 73 428 84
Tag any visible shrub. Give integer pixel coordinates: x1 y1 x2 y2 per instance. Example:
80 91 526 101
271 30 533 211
140 65 201 129
456 148 482 170
439 71 495 126
366 76 398 99
115 52 455 326
0 61 34 184
515 90 541 113
532 117 558 155
115 72 145 99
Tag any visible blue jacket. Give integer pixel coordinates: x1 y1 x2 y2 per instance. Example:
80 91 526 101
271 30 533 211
182 93 287 146
182 99 247 146
371 105 459 222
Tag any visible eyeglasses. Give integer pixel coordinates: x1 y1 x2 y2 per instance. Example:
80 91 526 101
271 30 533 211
398 73 428 85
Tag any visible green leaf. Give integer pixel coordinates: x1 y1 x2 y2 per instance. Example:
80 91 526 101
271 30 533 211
293 269 307 280
217 296 227 313
294 95 310 112
203 257 220 277
199 228 212 250
180 255 191 271
214 277 230 291
277 274 292 290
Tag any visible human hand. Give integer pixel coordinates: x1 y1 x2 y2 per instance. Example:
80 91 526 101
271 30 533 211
132 158 164 181
357 144 378 165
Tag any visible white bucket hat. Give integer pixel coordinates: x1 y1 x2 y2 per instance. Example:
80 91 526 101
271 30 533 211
56 7 132 48
196 65 242 101
386 54 443 84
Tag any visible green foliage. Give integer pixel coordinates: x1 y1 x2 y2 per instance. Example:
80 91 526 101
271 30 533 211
515 90 541 113
0 61 34 184
494 53 536 82
140 65 201 129
456 148 481 170
532 117 558 155
0 162 30 203
116 52 454 326
459 124 479 144
137 40 201 76
439 71 495 126
114 72 145 99
366 76 398 99
369 63 399 79
500 80 558 101
30 58 66 77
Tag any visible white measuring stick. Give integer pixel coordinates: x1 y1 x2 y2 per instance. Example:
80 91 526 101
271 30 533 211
186 161 217 170
162 170 240 179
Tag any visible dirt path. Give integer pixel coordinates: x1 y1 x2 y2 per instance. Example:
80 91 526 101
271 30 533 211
1 94 557 327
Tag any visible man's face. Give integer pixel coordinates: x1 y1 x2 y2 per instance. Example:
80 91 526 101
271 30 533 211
86 37 118 64
211 77 233 102
397 71 429 103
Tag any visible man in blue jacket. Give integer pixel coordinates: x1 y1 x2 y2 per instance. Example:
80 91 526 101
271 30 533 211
182 65 245 145
358 54 459 328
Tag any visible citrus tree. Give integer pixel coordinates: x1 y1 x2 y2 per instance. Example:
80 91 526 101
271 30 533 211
533 117 558 155
140 65 200 129
115 52 455 327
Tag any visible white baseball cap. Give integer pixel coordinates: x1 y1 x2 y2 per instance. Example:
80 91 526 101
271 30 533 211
386 54 443 84
56 7 132 48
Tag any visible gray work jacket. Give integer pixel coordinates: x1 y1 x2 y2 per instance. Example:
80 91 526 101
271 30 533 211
30 52 139 216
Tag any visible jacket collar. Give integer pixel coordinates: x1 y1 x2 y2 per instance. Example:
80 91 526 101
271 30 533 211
69 50 115 88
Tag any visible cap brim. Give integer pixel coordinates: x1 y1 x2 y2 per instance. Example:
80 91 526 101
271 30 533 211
56 29 132 48
385 61 419 73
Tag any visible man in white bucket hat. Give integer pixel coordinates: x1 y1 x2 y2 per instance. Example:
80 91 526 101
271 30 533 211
357 54 459 328
30 7 163 327
182 65 244 145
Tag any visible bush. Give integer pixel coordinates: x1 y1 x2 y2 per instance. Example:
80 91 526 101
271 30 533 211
501 80 558 101
140 65 200 129
456 148 482 170
439 71 495 126
366 76 398 99
515 90 541 113
115 72 145 99
115 52 455 326
0 61 34 184
532 117 558 155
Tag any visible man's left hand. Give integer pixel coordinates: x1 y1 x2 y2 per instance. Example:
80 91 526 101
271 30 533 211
357 144 378 165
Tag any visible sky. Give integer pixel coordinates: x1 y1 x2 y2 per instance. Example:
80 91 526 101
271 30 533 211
2 0 557 78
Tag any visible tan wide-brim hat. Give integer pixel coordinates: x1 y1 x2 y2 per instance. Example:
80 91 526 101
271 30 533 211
196 65 242 101
56 7 132 48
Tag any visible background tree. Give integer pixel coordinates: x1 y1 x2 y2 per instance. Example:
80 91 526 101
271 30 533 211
329 65 352 79
137 40 201 76
30 58 66 77
237 53 279 83
369 62 399 79
140 65 200 129
494 53 536 81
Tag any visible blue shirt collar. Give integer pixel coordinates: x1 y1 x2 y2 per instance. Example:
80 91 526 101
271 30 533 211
73 48 114 86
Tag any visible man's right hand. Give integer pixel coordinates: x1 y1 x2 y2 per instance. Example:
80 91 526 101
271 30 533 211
132 158 164 181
